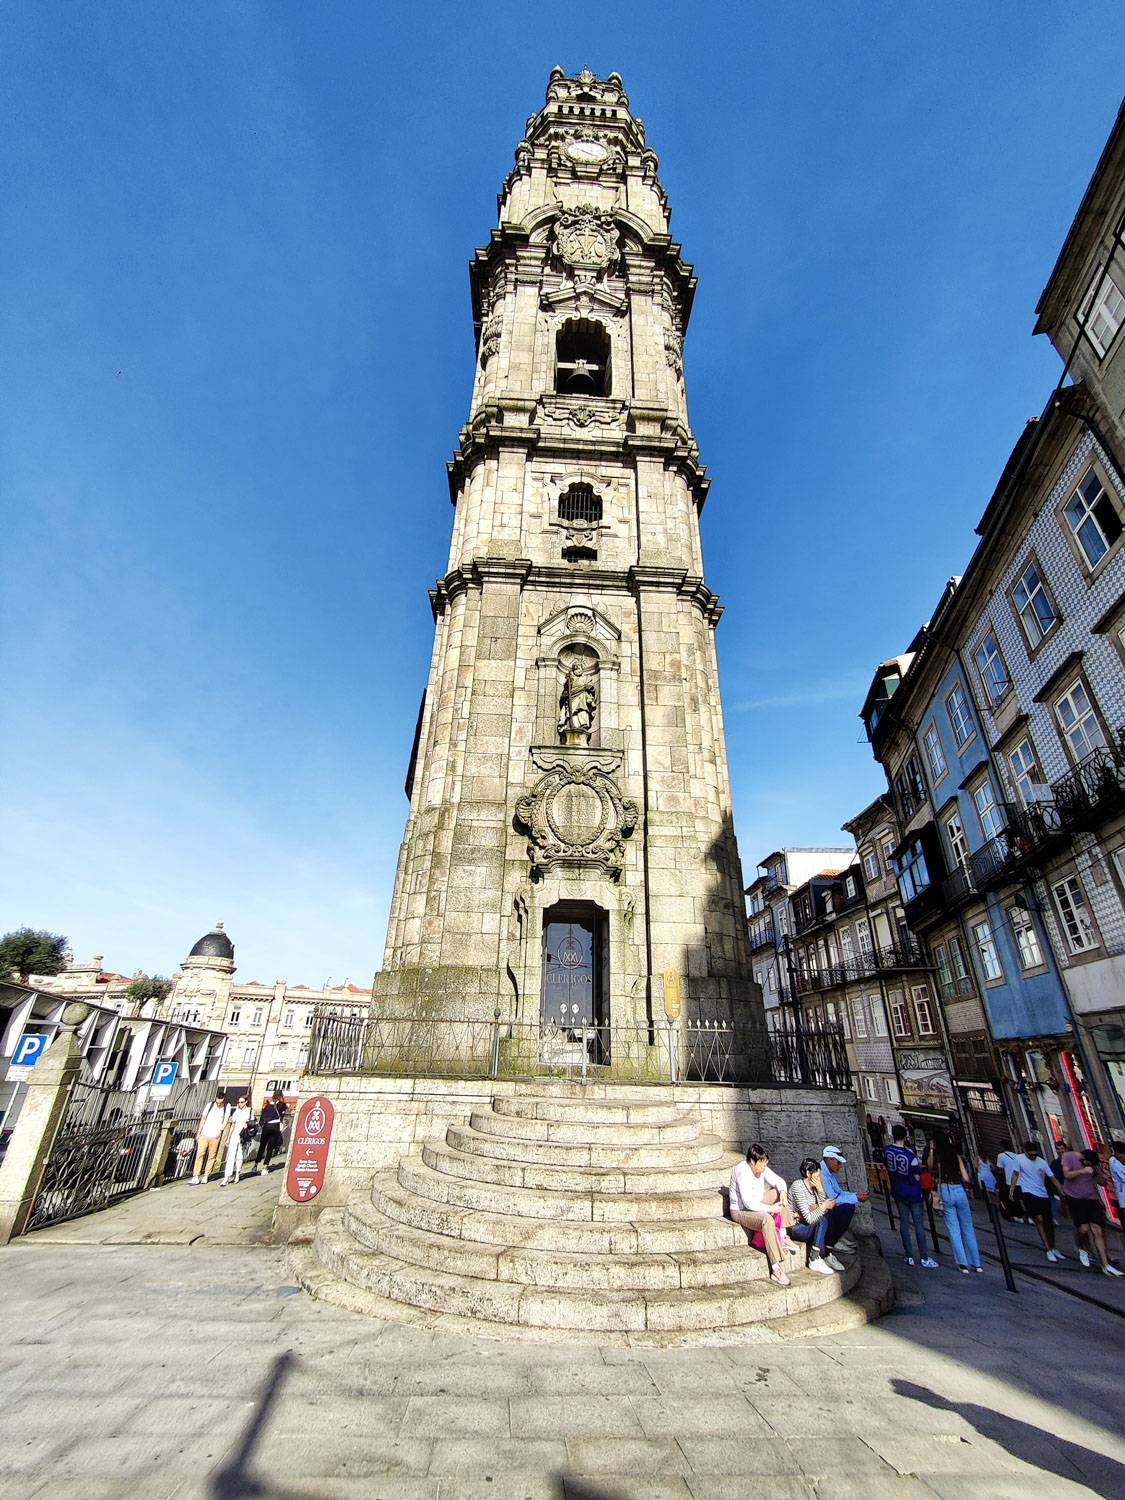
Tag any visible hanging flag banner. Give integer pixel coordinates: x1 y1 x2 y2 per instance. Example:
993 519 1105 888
286 1094 335 1202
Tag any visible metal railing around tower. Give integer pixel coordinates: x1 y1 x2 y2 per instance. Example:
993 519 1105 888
307 1007 852 1091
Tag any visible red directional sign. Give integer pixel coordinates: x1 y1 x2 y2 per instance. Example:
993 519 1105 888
286 1094 335 1203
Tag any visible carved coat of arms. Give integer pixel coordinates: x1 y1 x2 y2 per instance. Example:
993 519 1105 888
515 764 637 878
555 207 619 276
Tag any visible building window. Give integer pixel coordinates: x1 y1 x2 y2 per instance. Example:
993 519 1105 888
972 918 1004 982
946 682 974 748
871 997 888 1037
852 999 868 1039
911 985 937 1035
863 1075 879 1102
895 756 927 817
1008 905 1045 970
555 318 610 396
932 942 953 1000
945 811 969 870
881 836 896 868
883 1076 898 1105
229 1007 242 1027
972 779 1004 842
889 992 911 1037
1012 561 1058 648
1064 467 1124 571
1054 680 1106 764
240 1041 256 1065
857 918 873 956
863 848 880 882
284 1008 296 1029
838 1002 851 1039
558 483 603 525
974 632 1009 705
949 934 972 993
843 874 857 899
922 722 947 783
1081 269 1125 358
1052 876 1099 954
895 839 931 904
1008 738 1043 805
252 1007 264 1026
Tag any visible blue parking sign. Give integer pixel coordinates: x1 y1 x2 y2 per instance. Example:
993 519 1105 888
152 1060 178 1087
12 1033 48 1068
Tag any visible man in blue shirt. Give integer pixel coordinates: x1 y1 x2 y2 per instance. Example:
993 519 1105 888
819 1146 868 1253
882 1126 938 1267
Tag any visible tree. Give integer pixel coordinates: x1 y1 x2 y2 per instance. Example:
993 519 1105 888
0 927 68 984
124 974 173 1006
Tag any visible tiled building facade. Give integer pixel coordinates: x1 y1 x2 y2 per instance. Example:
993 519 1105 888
859 97 1125 1152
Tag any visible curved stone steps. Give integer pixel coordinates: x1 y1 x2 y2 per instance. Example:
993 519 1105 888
345 1187 794 1291
449 1121 724 1168
397 1152 724 1222
492 1095 683 1126
372 1173 746 1255
314 1204 859 1334
420 1136 742 1195
468 1108 701 1146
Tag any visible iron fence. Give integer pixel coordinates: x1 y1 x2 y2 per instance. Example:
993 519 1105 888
308 1007 852 1091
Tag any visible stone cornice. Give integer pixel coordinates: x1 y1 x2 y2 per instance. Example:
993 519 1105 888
446 406 710 506
430 560 722 626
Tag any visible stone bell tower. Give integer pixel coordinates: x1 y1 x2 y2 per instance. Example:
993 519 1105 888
374 67 765 1069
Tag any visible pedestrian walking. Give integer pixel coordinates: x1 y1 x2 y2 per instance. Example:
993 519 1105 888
254 1090 288 1174
927 1128 983 1274
788 1158 854 1274
883 1125 938 1267
1109 1141 1125 1211
1012 1140 1064 1262
191 1093 230 1184
221 1095 255 1184
1060 1147 1123 1277
995 1140 1022 1221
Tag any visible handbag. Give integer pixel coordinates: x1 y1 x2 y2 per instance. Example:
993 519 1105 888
919 1167 935 1192
240 1120 260 1144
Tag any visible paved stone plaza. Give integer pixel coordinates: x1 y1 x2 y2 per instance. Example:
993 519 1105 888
3 1175 1125 1499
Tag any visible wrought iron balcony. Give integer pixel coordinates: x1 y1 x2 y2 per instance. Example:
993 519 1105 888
790 941 929 994
966 801 1065 890
749 916 776 952
941 866 974 907
1051 744 1125 831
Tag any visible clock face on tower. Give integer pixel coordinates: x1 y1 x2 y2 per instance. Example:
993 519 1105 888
566 138 609 163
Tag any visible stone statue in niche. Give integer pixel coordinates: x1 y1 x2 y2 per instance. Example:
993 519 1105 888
558 658 598 744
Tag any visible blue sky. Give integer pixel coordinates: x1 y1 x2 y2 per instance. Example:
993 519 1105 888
3 2 1124 985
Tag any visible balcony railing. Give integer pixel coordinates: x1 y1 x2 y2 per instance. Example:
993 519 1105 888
1051 744 1125 831
749 917 776 951
965 801 1064 890
791 941 929 994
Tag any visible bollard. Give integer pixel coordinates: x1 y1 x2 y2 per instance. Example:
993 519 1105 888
490 1009 501 1080
581 1023 588 1086
984 1190 1018 1294
882 1177 897 1232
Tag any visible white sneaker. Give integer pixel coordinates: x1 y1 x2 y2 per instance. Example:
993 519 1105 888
1079 1249 1091 1268
190 1177 200 1185
824 1253 846 1272
809 1258 836 1275
920 1258 939 1269
1046 1249 1064 1263
1104 1263 1124 1277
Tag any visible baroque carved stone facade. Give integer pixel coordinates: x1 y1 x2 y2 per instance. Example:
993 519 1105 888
374 68 764 1053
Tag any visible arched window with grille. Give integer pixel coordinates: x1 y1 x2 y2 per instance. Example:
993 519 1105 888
558 484 603 525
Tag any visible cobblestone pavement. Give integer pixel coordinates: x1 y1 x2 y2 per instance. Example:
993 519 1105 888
3 1202 1125 1500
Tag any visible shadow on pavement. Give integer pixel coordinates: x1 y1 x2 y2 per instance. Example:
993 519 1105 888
210 1349 313 1500
892 1378 1125 1498
557 1479 631 1499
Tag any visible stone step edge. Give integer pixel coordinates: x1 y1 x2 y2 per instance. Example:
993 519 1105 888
311 1210 860 1333
490 1096 688 1124
372 1174 746 1255
422 1137 742 1192
345 1189 800 1289
451 1121 725 1166
467 1110 703 1145
397 1152 727 1221
289 1215 887 1347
